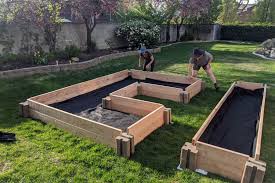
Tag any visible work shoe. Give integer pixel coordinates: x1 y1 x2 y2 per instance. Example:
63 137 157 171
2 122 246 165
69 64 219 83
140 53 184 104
214 83 219 92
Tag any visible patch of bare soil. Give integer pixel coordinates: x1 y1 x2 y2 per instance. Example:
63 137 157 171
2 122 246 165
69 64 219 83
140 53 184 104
78 106 141 131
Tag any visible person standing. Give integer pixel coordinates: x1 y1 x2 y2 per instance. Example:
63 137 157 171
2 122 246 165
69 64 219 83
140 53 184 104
188 48 219 91
139 47 155 72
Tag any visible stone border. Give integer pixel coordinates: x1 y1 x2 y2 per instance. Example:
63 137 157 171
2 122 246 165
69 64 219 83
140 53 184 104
0 48 161 79
252 52 275 60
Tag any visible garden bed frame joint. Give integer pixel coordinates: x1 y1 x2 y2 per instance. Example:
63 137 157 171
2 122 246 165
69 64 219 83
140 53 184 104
19 101 29 118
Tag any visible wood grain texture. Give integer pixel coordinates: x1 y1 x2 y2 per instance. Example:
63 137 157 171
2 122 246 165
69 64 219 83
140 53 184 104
140 82 183 102
30 70 129 105
236 81 265 90
110 82 138 98
28 99 122 148
196 141 249 182
185 80 202 99
254 84 267 160
109 95 162 116
130 69 198 84
127 106 165 145
29 109 121 149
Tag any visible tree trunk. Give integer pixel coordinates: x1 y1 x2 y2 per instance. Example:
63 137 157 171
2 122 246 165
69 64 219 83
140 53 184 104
85 16 97 53
45 25 57 52
166 22 171 43
176 18 184 42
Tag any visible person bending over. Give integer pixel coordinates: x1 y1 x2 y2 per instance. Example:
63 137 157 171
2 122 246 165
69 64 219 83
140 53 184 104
188 48 219 91
139 48 155 72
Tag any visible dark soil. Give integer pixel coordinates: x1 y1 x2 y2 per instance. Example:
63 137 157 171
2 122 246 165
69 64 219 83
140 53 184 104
78 106 141 131
0 48 132 71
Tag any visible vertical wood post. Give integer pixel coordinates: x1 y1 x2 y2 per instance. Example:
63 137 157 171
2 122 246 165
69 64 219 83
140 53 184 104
122 133 135 154
164 108 172 125
19 101 29 117
180 142 197 170
116 135 132 158
102 97 111 109
241 159 266 183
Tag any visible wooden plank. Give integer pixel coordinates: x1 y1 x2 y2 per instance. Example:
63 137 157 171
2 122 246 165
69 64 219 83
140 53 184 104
196 141 249 182
110 82 138 98
185 80 202 100
145 71 198 84
127 106 165 145
130 69 198 84
254 84 267 160
236 81 264 90
140 82 183 102
30 70 130 105
28 99 122 143
130 70 146 80
192 82 236 144
109 95 162 116
29 109 121 149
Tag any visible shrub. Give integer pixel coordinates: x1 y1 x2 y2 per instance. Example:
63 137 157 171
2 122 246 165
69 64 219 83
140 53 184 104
0 53 33 64
33 50 48 65
64 45 81 59
220 25 275 42
116 20 160 48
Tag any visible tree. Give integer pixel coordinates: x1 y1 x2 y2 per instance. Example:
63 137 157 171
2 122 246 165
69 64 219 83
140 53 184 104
71 0 119 53
253 0 275 23
3 0 64 52
180 0 212 40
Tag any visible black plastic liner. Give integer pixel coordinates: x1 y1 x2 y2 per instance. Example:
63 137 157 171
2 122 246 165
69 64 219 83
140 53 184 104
142 78 190 89
51 77 190 114
51 77 138 114
199 87 264 156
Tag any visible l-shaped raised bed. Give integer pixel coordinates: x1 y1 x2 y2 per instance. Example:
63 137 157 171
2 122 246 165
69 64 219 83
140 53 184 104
19 69 203 157
179 81 267 183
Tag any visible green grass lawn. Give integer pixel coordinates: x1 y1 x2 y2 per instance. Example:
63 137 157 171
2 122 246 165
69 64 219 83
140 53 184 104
0 41 274 183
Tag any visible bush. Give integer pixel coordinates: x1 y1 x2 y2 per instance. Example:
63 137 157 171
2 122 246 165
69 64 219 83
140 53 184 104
220 25 275 42
33 50 48 65
0 53 33 64
116 20 160 48
64 45 81 59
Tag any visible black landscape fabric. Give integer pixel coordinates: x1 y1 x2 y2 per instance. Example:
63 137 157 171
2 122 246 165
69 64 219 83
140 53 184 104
142 78 190 89
51 77 190 114
199 87 264 156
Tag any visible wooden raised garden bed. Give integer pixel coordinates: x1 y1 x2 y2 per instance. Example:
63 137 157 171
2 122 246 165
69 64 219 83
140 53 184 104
179 81 267 183
19 69 203 157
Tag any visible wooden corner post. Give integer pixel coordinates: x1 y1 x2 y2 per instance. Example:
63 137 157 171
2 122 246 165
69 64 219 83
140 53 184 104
181 91 190 104
164 108 172 125
180 142 198 171
241 158 266 183
116 133 135 158
19 101 29 117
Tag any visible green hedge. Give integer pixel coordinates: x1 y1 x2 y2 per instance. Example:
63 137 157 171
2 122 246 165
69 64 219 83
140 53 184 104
220 25 275 42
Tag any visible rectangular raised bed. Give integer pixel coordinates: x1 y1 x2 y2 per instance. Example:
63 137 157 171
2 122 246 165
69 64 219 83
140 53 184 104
179 81 267 183
130 70 204 103
18 70 175 157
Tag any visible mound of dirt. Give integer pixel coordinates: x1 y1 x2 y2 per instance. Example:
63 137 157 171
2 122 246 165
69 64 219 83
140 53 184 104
78 106 141 131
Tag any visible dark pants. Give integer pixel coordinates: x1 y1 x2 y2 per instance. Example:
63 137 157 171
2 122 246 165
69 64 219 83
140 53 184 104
143 60 155 72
